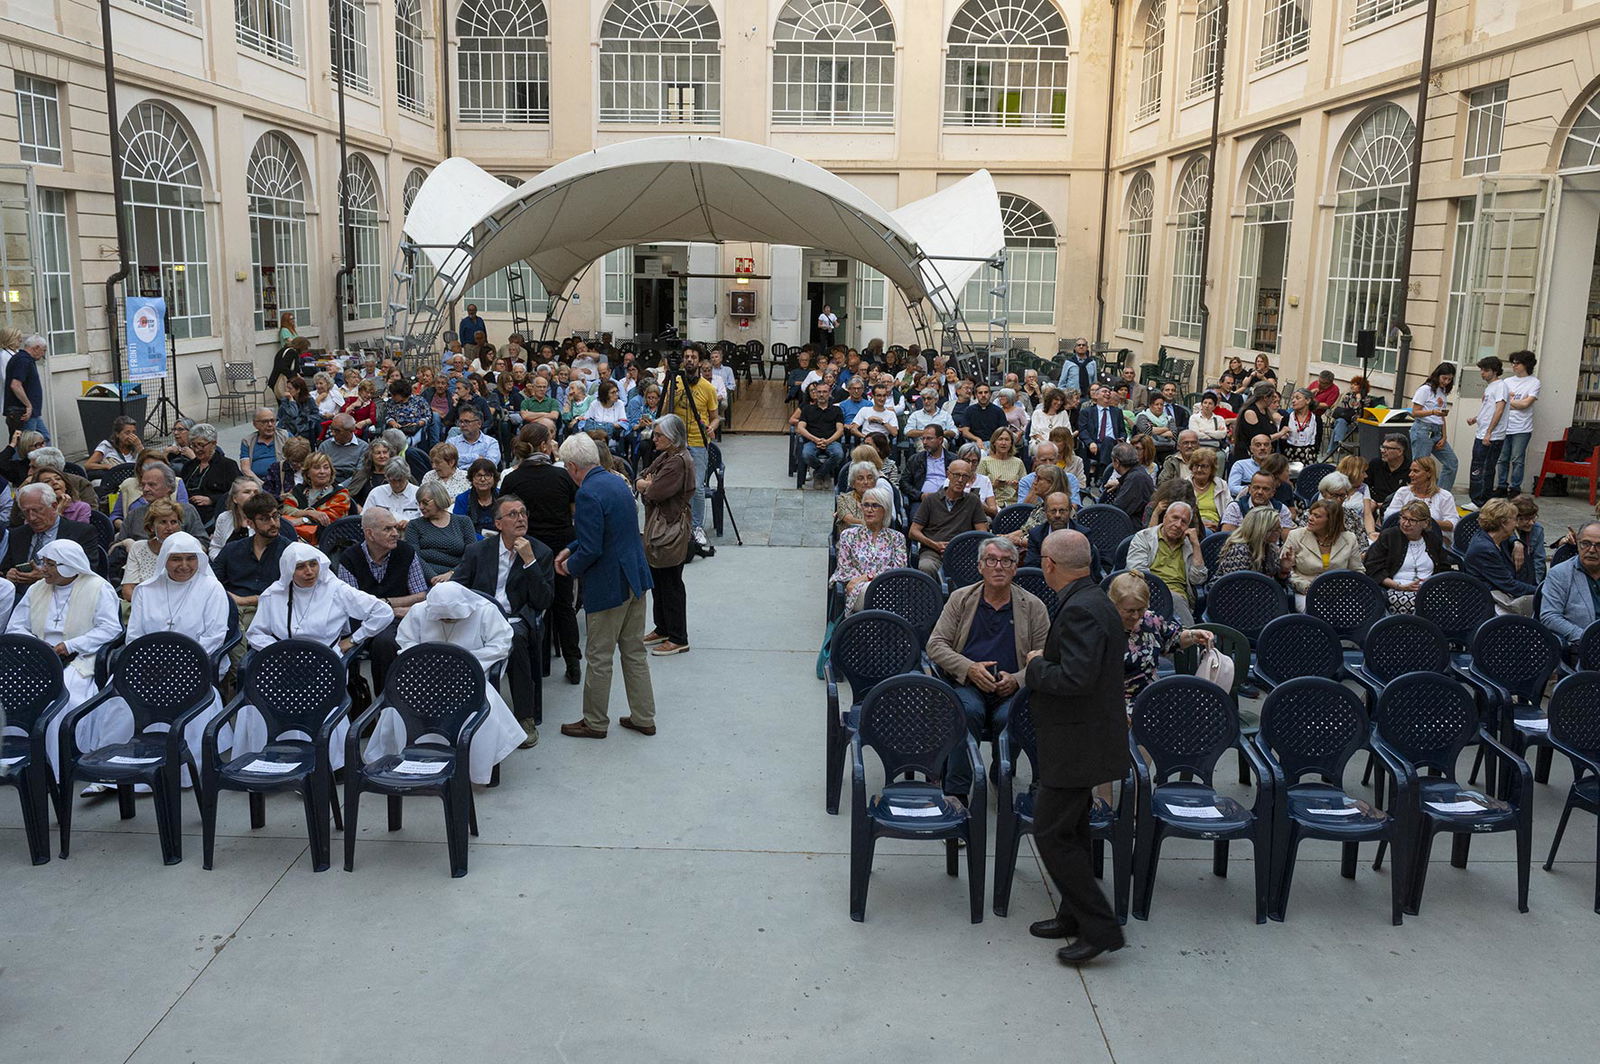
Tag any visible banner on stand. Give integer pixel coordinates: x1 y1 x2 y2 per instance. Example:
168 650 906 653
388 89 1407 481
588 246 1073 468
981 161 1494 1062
126 297 168 381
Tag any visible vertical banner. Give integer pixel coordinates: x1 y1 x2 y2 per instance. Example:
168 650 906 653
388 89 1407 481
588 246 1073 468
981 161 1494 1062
126 296 168 381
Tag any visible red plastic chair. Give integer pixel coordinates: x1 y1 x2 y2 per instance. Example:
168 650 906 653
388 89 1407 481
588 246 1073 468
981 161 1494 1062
1534 430 1600 505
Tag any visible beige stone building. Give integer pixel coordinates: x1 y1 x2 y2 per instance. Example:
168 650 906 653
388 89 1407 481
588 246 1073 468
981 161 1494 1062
2 0 1600 460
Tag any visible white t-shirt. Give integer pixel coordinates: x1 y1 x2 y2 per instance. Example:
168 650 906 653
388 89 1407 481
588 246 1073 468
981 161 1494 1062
1411 384 1449 427
1502 374 1540 435
1476 378 1509 442
852 405 898 437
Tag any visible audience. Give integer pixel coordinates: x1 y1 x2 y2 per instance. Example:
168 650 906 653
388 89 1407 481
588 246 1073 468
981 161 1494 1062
1107 571 1212 704
1214 507 1292 581
1103 442 1154 522
909 459 990 577
405 480 477 581
1383 454 1457 533
1465 498 1537 616
1539 519 1600 650
1283 500 1365 610
1364 499 1451 612
335 507 427 693
1124 499 1207 624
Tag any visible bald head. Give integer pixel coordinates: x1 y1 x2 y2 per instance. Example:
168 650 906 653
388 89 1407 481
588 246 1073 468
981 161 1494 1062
1041 529 1091 589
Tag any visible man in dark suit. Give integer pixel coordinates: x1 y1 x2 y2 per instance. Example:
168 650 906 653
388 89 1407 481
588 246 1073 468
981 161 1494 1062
452 495 556 744
1024 528 1128 965
4 482 99 590
554 433 655 739
1077 384 1125 485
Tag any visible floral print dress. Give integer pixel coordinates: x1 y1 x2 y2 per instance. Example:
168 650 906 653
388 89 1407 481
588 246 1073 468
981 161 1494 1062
1124 610 1182 705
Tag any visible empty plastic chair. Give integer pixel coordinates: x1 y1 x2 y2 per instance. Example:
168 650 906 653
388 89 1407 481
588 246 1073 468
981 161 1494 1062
824 610 923 815
0 635 69 864
1542 671 1600 913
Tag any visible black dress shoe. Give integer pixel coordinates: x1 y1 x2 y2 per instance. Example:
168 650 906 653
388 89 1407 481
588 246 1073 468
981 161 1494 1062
1057 940 1124 966
1029 917 1076 940
565 660 582 685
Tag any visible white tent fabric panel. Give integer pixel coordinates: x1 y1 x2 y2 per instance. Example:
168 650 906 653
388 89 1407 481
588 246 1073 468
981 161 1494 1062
891 172 1006 316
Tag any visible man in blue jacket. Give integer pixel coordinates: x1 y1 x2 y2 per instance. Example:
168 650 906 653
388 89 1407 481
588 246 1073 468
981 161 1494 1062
554 432 656 739
1539 520 1600 650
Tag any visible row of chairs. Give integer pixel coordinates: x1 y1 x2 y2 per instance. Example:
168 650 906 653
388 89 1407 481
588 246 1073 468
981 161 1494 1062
1 634 496 878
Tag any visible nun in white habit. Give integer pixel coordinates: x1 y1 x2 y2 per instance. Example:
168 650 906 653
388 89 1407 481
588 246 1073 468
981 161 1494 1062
89 531 232 786
6 539 123 773
366 581 524 784
237 541 392 768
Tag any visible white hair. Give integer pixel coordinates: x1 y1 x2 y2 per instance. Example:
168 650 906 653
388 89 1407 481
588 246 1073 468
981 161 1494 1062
17 482 57 506
21 334 46 350
557 431 600 469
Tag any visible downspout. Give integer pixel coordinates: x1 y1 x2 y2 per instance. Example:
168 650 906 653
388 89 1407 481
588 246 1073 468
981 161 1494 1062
439 0 452 157
100 0 133 414
1389 0 1440 393
332 0 352 350
1092 0 1122 348
1194 0 1228 386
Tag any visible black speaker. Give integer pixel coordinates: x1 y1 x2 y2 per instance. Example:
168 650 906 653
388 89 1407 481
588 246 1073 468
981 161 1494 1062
1355 329 1377 365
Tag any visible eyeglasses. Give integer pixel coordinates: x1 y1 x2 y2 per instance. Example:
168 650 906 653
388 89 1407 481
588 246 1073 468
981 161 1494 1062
1579 541 1600 552
980 557 1018 569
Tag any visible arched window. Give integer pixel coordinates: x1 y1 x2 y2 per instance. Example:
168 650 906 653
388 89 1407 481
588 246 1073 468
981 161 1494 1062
1258 0 1308 69
1121 171 1154 332
330 0 370 93
237 0 295 61
402 167 434 311
944 0 1070 128
247 133 310 334
1188 0 1221 98
396 0 427 115
464 177 551 318
119 102 210 339
1169 157 1208 340
773 0 895 127
598 0 721 125
1323 104 1415 370
402 167 427 213
341 154 382 321
1134 0 1165 121
1233 134 1296 351
963 193 1058 326
1561 83 1600 170
457 0 549 123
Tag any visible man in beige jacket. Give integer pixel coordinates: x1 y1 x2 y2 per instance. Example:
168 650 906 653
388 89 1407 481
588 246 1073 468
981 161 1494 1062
926 536 1052 802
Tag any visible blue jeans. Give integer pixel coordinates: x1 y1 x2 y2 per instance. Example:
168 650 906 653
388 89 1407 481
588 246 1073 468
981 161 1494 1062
688 444 709 531
1469 437 1504 506
800 439 843 483
1497 432 1532 494
1326 417 1354 458
6 413 48 441
1410 422 1458 492
942 684 1015 798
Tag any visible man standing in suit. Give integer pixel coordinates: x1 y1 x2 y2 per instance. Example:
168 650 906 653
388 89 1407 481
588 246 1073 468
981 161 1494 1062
1024 528 1128 965
5 482 99 590
452 495 555 746
554 433 656 739
1077 384 1125 485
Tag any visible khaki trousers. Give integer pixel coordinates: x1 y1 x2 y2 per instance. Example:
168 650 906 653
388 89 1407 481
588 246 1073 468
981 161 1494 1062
582 593 656 732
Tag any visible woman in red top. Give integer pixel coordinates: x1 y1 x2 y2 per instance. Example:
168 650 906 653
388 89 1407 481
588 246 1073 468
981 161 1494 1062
341 378 379 436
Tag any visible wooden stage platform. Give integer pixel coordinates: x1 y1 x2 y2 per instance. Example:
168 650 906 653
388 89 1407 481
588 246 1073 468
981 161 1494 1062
728 379 792 435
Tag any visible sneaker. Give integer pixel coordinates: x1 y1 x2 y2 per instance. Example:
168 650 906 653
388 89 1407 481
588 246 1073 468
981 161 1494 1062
692 527 709 547
519 721 540 749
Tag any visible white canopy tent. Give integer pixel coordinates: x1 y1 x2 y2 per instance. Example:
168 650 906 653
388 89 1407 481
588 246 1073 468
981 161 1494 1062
397 136 1004 343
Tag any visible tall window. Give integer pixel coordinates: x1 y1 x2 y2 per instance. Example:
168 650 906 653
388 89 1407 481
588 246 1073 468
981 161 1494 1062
237 0 296 61
457 0 549 123
963 194 1057 326
1169 158 1208 339
246 133 311 333
330 0 371 94
1323 104 1415 370
773 0 895 127
1351 0 1421 30
402 168 436 312
598 0 721 125
133 0 191 22
1563 85 1600 170
119 102 210 339
943 0 1070 129
856 264 886 322
1441 198 1481 364
1121 171 1154 332
603 249 634 316
1135 0 1165 121
1188 0 1222 98
341 154 382 321
1233 135 1296 352
37 189 76 354
396 0 427 114
1257 0 1307 69
15 75 63 166
1463 82 1507 176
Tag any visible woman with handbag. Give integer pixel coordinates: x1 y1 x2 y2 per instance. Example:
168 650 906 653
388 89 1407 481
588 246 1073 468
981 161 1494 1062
638 414 696 657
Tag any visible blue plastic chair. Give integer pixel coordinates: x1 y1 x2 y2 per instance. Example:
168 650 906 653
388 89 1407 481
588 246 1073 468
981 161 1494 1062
1560 619 1600 679
1372 672 1532 915
1416 571 1495 669
0 635 69 865
343 644 491 878
940 529 990 593
1255 677 1408 924
824 610 923 815
1074 504 1135 567
1199 530 1229 578
58 632 215 865
1250 614 1343 692
1304 569 1388 647
991 503 1034 535
850 674 986 923
1129 676 1274 924
201 639 349 872
994 689 1132 922
1460 615 1562 788
1542 672 1600 912
1452 510 1482 554
1347 615 1450 706
1013 566 1058 616
1111 534 1134 572
318 514 365 561
862 568 944 648
1294 463 1336 506
1204 570 1289 645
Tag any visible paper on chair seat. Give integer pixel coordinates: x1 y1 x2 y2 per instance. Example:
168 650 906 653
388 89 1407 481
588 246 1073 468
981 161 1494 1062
1166 804 1224 819
244 760 300 775
394 759 449 775
1305 806 1363 817
108 755 162 765
1518 718 1549 731
1427 799 1487 814
1 756 23 767
889 804 943 818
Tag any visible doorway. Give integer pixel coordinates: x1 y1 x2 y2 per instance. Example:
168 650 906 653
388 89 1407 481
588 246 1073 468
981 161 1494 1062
808 282 847 346
634 277 675 340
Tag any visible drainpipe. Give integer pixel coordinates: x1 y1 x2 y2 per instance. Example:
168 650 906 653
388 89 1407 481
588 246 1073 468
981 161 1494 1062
100 0 133 414
1389 0 1439 393
1195 0 1228 387
332 0 352 350
439 0 452 158
1092 0 1122 349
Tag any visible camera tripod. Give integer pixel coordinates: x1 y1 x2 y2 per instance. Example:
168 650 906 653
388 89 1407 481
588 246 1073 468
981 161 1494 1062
657 343 742 548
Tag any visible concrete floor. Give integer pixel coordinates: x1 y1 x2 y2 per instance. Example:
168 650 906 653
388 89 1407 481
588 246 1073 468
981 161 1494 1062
3 432 1598 1063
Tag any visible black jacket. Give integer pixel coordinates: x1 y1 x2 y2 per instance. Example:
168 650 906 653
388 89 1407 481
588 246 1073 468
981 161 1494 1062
898 449 950 511
451 535 555 629
3 517 101 581
180 453 241 521
1363 524 1452 584
1023 576 1129 788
